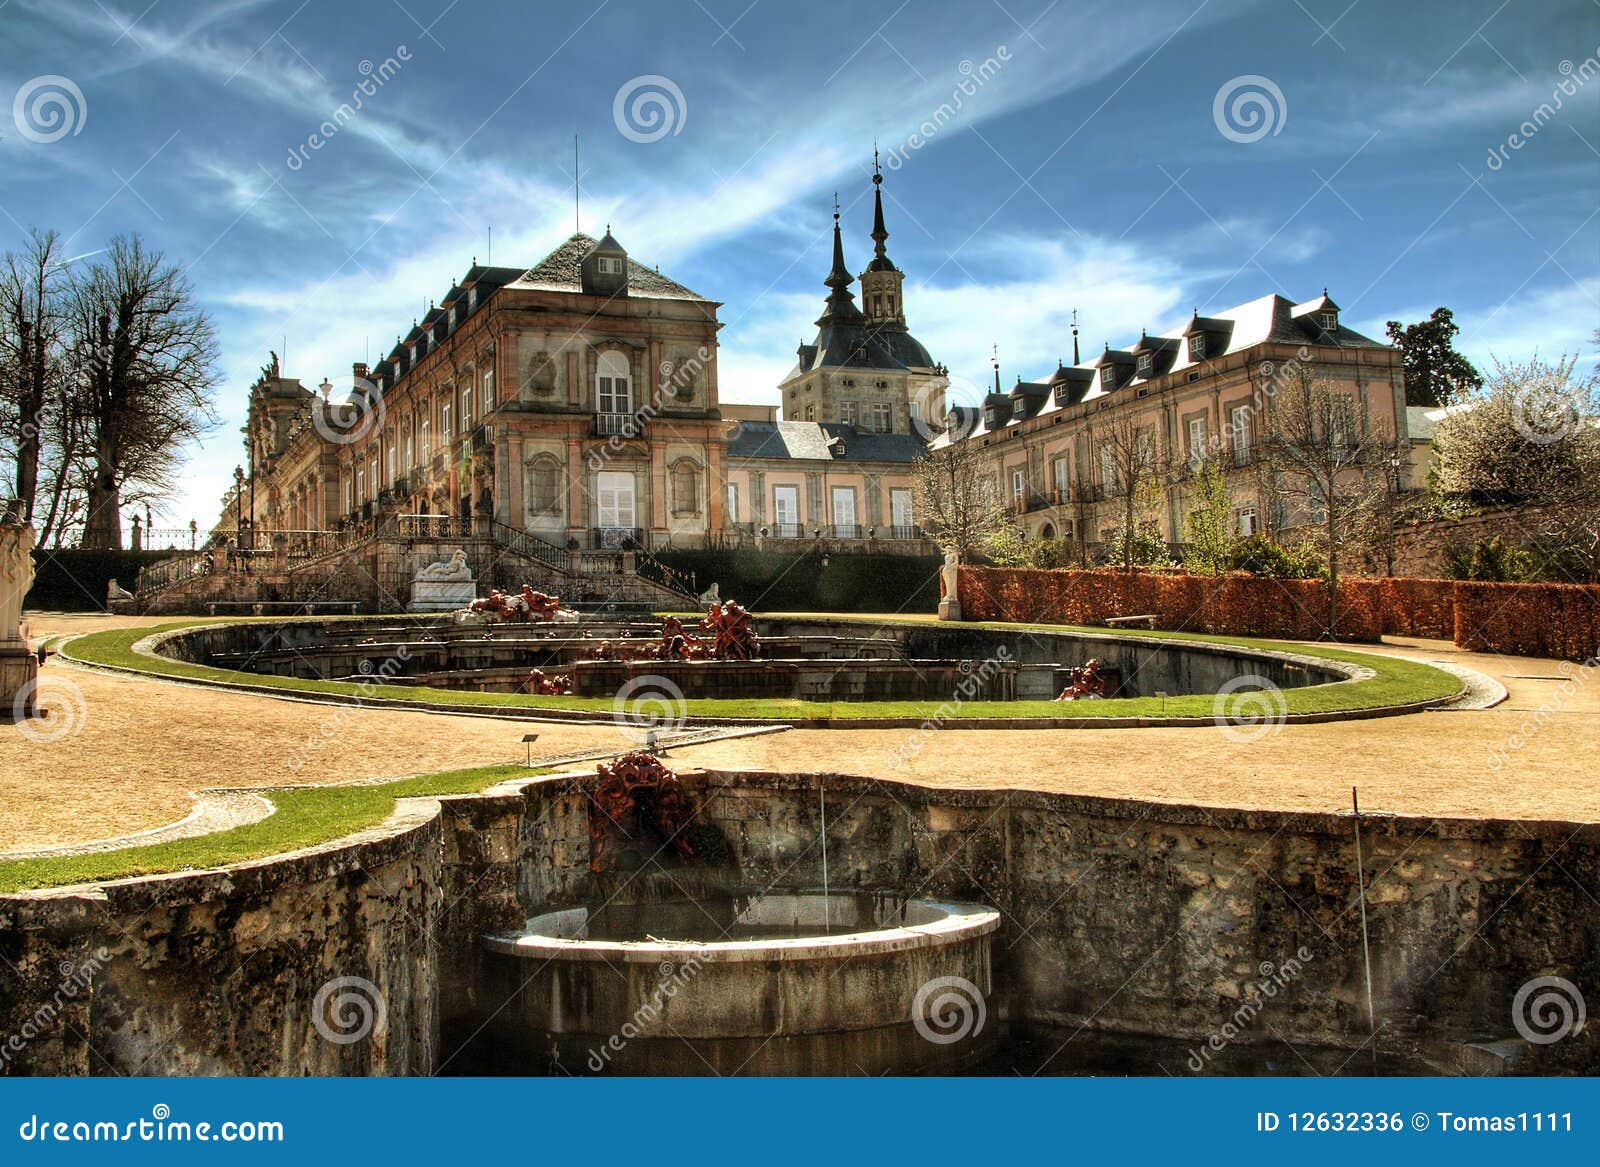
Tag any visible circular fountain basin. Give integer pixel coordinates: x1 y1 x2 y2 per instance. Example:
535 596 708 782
475 892 1000 1075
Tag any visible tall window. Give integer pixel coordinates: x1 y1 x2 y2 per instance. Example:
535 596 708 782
481 364 495 413
1188 417 1207 464
1237 506 1259 536
890 488 914 532
441 400 452 444
839 400 859 426
356 467 366 504
1012 469 1026 505
461 384 473 430
387 442 396 481
871 402 892 433
596 351 631 416
421 419 431 462
726 482 739 523
1230 405 1252 465
1328 394 1356 448
405 428 415 469
1052 455 1070 498
1100 446 1116 492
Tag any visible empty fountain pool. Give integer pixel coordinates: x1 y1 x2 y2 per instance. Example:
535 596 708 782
471 892 1000 1075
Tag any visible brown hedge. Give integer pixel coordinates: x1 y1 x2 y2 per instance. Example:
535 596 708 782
957 567 1600 660
1452 581 1600 662
1378 578 1457 640
957 566 1384 642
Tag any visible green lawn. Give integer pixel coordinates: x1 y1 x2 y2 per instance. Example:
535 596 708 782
0 763 537 894
59 616 1462 723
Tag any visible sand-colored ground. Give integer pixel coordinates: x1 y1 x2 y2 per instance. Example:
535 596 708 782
4 612 1596 851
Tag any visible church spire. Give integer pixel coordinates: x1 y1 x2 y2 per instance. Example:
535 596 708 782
818 193 863 324
870 144 889 262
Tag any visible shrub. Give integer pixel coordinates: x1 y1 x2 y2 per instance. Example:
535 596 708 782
1453 581 1600 662
653 548 939 613
1379 578 1457 639
1225 535 1324 579
1444 535 1537 582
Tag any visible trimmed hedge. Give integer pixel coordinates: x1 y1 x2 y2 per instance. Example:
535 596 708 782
1453 581 1600 662
1379 578 1457 640
957 566 1384 642
960 567 1600 660
24 548 180 612
654 548 940 613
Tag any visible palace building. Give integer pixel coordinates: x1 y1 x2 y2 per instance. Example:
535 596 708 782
220 162 1411 587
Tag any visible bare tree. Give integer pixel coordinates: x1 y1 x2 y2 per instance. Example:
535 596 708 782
1093 413 1171 568
0 229 70 526
67 236 220 549
913 432 999 559
1261 366 1395 632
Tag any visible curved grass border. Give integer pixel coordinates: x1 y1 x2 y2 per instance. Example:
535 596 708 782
57 614 1463 725
0 763 538 894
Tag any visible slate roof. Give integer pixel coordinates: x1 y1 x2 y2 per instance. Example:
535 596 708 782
726 420 927 465
934 291 1392 445
510 232 712 301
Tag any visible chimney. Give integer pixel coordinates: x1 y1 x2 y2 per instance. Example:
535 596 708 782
352 362 370 386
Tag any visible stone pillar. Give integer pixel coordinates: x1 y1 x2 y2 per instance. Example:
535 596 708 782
648 338 662 408
565 438 584 538
507 436 525 528
649 443 668 536
750 470 766 525
0 521 39 716
567 348 581 408
706 430 724 540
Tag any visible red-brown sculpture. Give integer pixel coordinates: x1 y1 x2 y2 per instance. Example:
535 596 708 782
1055 658 1108 701
469 586 564 623
700 599 756 661
521 668 572 695
587 751 698 873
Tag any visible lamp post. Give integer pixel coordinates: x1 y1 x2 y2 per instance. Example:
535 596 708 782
189 519 197 550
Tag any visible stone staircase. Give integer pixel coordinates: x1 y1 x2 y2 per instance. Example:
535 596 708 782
135 521 699 615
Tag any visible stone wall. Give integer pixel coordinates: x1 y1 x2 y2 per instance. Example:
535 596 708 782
4 771 1595 1075
1392 505 1550 579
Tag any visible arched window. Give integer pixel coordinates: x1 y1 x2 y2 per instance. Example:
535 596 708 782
596 350 632 417
671 460 699 515
525 455 563 518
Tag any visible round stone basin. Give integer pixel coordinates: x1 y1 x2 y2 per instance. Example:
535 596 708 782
475 892 1000 1075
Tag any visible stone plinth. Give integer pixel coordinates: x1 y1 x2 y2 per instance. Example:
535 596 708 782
0 645 37 717
408 580 476 612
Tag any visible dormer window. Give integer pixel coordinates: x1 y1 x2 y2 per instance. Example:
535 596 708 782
1102 366 1119 392
1319 312 1338 331
1136 353 1153 376
597 256 624 275
1189 333 1206 360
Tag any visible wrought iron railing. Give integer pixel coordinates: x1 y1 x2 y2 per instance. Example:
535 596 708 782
135 550 213 595
634 547 698 599
593 412 644 438
491 520 575 574
592 526 643 549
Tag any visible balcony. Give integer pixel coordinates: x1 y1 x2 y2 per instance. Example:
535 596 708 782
592 525 643 549
593 412 645 438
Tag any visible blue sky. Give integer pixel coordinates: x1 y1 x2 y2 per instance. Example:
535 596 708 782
2 0 1597 530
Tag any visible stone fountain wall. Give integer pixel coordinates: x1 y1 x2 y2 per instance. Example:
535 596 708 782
3 771 1595 1075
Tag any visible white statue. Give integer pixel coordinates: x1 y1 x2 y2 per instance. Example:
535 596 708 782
0 520 37 645
415 548 472 582
698 581 721 606
107 578 135 603
937 547 962 622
